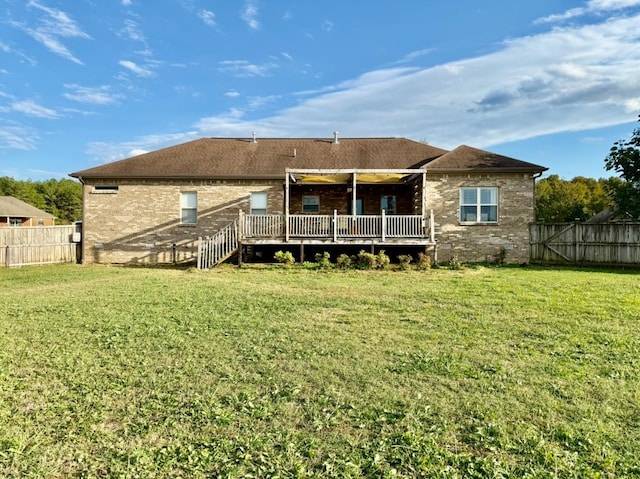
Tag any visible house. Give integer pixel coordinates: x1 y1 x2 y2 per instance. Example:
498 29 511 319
0 196 56 227
70 135 547 266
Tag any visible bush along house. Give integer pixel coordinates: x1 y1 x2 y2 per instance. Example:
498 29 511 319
70 133 547 267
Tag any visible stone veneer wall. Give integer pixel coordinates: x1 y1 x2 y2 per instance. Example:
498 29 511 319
81 179 282 264
424 173 536 264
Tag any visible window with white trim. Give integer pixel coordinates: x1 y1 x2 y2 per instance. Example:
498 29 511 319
180 192 197 224
302 195 319 213
460 187 498 223
250 192 268 215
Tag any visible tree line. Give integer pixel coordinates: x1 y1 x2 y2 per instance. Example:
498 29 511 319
0 177 82 224
1 116 638 225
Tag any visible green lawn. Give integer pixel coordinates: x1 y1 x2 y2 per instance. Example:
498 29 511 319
1 264 639 478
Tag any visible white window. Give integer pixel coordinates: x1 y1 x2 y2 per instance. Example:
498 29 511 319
381 195 397 214
460 187 498 223
180 192 197 224
250 192 268 215
302 195 320 213
9 218 21 227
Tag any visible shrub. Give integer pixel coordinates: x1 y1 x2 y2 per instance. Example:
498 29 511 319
397 254 413 270
376 250 391 269
416 252 432 271
336 254 352 269
356 250 378 270
496 246 508 265
274 250 295 266
314 251 332 269
448 254 462 270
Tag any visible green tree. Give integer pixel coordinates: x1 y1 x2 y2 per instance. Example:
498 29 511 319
0 176 82 224
604 115 640 218
535 175 612 222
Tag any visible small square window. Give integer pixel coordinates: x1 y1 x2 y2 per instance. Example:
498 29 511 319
302 195 319 213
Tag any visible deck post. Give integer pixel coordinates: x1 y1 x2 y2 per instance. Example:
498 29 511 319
352 172 357 215
238 210 244 239
333 210 338 242
430 209 435 241
381 209 386 241
421 171 427 227
285 171 290 242
299 243 305 263
197 237 202 269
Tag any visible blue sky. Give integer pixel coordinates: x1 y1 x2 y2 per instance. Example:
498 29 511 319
1 0 639 181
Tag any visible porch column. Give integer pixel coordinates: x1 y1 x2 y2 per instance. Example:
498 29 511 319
351 171 357 216
421 171 427 230
285 171 290 241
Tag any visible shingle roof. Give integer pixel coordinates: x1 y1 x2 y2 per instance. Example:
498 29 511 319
0 196 55 218
423 145 547 173
70 137 546 180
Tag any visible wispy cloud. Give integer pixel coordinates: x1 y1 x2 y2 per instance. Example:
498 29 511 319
119 19 145 42
241 1 260 30
63 84 123 105
218 60 277 77
198 10 216 26
396 48 434 64
225 90 241 98
536 0 640 23
119 60 155 77
122 0 132 5
247 95 280 109
0 126 39 150
17 0 91 64
9 99 59 119
323 20 334 32
281 52 293 62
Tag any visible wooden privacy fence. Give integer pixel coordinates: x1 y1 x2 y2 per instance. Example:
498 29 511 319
530 222 640 265
0 226 78 267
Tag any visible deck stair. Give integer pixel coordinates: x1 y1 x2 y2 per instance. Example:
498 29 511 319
197 220 238 269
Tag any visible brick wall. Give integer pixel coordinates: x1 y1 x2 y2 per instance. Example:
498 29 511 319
81 179 282 264
424 173 536 264
81 173 536 265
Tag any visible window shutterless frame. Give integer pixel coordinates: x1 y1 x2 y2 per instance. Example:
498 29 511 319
250 192 268 215
180 191 197 224
460 187 498 223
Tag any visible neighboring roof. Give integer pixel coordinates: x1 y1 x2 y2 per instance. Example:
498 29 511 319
423 145 547 173
0 196 55 218
70 137 546 180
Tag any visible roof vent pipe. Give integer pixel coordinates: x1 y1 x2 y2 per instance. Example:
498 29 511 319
333 131 339 144
252 131 257 144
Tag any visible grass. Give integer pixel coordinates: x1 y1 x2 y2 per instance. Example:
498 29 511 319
0 264 639 478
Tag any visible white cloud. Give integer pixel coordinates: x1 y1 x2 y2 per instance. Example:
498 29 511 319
19 0 91 64
119 19 145 42
119 60 155 77
248 95 280 109
88 10 640 166
241 1 260 30
323 20 334 32
225 90 241 98
0 126 38 150
218 60 277 77
10 99 59 119
196 14 640 149
122 0 132 5
282 52 293 62
198 10 215 26
86 131 199 164
396 49 434 64
536 0 640 23
63 84 123 105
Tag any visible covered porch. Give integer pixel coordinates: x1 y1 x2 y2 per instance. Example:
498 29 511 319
242 167 434 245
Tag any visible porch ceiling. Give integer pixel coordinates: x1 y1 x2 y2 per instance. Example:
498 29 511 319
288 168 424 185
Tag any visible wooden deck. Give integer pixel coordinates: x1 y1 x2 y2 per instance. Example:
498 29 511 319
239 210 435 246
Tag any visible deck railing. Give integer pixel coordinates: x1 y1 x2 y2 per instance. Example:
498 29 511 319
242 211 433 241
